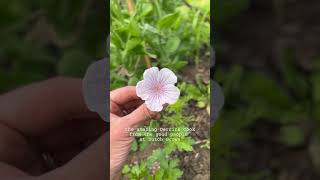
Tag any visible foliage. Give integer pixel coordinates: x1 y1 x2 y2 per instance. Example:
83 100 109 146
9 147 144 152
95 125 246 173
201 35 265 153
111 2 210 179
212 58 312 179
212 0 250 26
123 81 209 179
0 0 106 92
122 150 183 180
110 0 210 90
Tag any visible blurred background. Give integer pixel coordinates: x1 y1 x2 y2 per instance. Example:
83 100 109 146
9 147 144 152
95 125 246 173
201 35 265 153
212 0 320 179
0 0 107 93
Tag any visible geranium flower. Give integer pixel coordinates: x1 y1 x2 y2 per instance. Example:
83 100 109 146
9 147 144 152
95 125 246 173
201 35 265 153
136 67 180 112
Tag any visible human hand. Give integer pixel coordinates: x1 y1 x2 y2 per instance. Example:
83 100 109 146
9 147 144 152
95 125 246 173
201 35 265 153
110 86 160 179
0 77 107 180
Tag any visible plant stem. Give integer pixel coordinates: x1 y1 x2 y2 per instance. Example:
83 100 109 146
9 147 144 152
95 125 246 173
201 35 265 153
144 55 152 68
126 0 152 68
126 0 135 15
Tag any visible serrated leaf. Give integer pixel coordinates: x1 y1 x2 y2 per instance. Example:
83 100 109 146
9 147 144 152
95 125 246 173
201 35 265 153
122 165 130 174
164 142 176 155
155 169 164 180
168 168 183 179
177 137 195 152
148 149 163 164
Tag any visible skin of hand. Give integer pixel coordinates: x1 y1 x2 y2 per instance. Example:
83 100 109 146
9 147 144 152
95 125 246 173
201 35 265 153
110 86 160 179
0 77 107 180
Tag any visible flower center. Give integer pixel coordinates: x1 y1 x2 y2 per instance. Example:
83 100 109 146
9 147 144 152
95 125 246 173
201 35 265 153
153 83 163 94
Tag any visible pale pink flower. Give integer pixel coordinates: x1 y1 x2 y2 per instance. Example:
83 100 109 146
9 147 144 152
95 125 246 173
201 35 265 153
136 67 180 112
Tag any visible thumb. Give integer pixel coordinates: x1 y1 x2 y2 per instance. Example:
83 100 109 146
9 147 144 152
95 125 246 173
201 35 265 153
124 104 158 127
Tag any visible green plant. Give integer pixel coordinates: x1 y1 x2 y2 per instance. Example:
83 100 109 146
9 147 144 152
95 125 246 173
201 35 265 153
110 1 210 179
110 0 210 90
123 81 207 179
212 61 311 179
122 150 183 180
0 0 106 92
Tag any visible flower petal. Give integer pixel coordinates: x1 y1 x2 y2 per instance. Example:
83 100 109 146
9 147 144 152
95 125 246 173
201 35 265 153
137 67 180 112
162 84 180 104
158 68 177 85
136 80 152 100
143 67 159 82
145 96 164 112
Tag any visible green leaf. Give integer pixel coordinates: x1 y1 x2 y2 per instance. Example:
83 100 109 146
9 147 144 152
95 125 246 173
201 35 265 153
131 139 138 152
126 38 143 52
128 77 139 86
142 24 160 34
279 126 305 147
157 12 180 30
111 31 123 49
57 50 93 77
128 21 141 37
246 101 305 125
213 0 250 25
312 73 320 104
168 168 183 179
169 159 179 168
155 169 164 180
178 141 194 152
222 65 243 98
280 49 308 100
131 165 140 176
241 72 292 109
176 137 195 152
122 165 131 174
197 101 206 108
164 142 176 155
148 149 164 164
139 3 153 17
187 0 210 12
165 37 181 53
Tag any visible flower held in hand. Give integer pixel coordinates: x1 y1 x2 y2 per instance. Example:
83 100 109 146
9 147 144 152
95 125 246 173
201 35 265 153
136 67 180 112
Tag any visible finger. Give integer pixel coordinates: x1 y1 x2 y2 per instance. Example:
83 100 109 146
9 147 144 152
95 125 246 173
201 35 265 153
0 123 43 173
111 99 143 117
0 162 31 178
110 101 124 116
40 118 106 151
123 99 144 114
155 114 161 120
110 86 140 106
51 133 108 180
0 77 95 136
124 104 159 127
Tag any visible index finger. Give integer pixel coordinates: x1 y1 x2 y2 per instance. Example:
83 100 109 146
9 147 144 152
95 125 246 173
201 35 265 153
110 86 141 106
